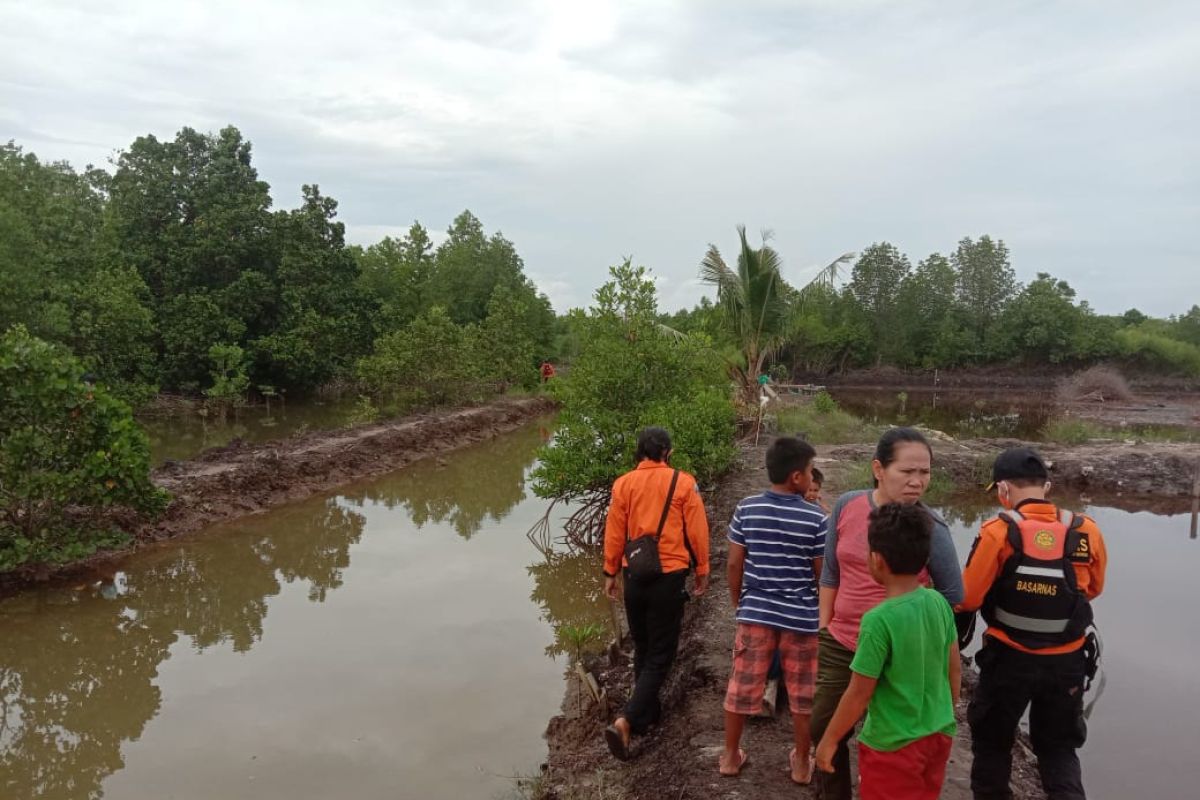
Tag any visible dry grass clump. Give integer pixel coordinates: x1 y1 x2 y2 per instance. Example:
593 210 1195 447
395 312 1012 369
1056 366 1134 403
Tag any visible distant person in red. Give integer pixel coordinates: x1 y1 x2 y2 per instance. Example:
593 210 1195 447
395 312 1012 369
540 361 556 383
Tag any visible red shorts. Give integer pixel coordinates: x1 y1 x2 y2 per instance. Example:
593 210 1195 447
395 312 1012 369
723 623 818 715
858 732 953 800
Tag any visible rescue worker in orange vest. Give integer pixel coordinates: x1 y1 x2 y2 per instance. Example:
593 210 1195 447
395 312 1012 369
957 447 1107 800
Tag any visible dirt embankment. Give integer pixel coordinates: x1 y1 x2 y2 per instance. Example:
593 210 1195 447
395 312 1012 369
542 443 1047 800
1 396 557 594
805 365 1200 395
830 437 1200 507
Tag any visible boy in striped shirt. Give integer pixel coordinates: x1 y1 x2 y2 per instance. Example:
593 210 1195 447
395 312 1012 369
719 437 827 784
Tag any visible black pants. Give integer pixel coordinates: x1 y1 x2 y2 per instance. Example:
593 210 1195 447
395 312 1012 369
622 568 688 734
968 640 1089 800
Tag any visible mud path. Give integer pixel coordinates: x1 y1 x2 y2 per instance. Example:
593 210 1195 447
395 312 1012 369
543 442 1047 800
2 396 557 593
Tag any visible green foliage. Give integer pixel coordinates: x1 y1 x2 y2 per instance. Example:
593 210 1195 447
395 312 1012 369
204 343 250 410
1042 416 1199 444
812 390 838 414
1114 326 1200 376
953 235 1017 350
66 266 159 404
532 261 737 501
775 401 880 445
558 622 608 663
476 283 539 390
995 272 1083 363
700 226 852 401
357 306 474 408
346 395 380 426
849 242 911 363
0 327 168 570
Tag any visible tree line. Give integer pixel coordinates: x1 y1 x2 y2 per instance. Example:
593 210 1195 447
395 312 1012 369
1 127 555 409
665 232 1200 378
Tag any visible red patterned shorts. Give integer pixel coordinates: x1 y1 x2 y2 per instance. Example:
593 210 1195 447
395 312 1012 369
723 622 818 715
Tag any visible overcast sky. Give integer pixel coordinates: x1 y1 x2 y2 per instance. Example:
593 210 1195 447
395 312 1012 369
3 0 1197 316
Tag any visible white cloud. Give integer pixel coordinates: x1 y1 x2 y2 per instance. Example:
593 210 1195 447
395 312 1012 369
2 0 1197 316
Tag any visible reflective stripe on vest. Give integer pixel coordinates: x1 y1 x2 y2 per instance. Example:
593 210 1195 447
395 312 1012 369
1015 565 1065 578
993 607 1070 634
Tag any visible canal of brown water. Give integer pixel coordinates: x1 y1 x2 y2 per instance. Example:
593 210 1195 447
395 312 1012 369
0 420 607 800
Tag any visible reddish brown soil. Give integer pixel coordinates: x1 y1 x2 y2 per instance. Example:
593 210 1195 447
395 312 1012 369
0 396 557 595
542 442 1047 800
804 365 1200 395
829 438 1200 502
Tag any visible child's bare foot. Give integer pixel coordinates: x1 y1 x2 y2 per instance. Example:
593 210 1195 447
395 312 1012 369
718 748 748 776
789 747 814 785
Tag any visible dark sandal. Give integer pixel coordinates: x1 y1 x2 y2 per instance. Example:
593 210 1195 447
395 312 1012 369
604 724 630 761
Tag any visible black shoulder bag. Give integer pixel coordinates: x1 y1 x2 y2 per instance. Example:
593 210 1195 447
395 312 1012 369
623 469 679 581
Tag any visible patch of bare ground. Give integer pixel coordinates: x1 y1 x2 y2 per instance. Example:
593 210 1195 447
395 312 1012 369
830 438 1200 503
542 441 1048 800
0 396 557 595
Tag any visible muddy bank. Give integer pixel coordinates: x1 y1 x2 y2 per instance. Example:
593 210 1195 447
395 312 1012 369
1 396 557 594
803 365 1200 394
830 438 1200 502
541 443 1045 800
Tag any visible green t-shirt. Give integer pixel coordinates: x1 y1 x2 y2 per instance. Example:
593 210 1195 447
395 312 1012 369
850 586 957 751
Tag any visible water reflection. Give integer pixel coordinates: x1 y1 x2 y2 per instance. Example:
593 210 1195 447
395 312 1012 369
0 420 573 800
342 423 542 539
831 388 1055 439
142 397 362 465
528 549 611 659
0 495 365 800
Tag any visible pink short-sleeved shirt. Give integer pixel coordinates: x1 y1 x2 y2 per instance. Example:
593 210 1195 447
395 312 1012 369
827 492 930 651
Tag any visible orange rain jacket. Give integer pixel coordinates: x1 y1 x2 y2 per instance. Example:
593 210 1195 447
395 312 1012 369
958 499 1107 655
603 460 710 578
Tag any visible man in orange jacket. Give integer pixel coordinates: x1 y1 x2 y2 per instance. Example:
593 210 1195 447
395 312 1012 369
958 447 1107 800
602 427 710 760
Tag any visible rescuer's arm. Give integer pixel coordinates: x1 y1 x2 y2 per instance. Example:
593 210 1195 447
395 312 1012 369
956 522 1007 613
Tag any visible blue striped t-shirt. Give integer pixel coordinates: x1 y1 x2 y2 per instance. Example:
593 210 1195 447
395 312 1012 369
728 490 828 633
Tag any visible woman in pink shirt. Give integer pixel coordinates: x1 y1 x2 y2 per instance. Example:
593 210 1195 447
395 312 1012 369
809 427 964 800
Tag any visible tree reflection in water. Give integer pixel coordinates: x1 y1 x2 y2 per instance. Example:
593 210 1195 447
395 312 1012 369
0 494 365 800
342 423 543 539
528 549 612 660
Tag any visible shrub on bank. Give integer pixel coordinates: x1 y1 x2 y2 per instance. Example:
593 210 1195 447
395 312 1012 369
1116 328 1200 376
532 262 737 503
775 394 880 445
0 326 168 571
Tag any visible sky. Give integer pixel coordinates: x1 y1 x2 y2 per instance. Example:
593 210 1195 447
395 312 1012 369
2 0 1197 316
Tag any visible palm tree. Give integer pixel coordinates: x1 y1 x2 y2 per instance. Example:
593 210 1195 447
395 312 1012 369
700 225 852 404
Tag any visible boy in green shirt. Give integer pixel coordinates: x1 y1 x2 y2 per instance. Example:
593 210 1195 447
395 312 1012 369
815 502 961 800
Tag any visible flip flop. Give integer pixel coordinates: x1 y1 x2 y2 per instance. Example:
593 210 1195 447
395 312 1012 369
719 748 749 777
789 747 815 785
604 724 630 761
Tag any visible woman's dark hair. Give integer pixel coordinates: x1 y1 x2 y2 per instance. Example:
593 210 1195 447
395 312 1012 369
766 437 816 483
871 427 933 487
867 502 932 575
635 426 673 462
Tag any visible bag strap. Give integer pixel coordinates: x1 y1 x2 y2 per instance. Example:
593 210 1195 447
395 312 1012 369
654 470 681 540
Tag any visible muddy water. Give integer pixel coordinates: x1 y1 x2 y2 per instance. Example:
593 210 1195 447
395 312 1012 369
830 387 1054 439
142 397 362 464
0 421 608 800
935 495 1200 800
